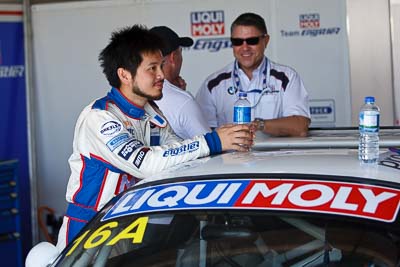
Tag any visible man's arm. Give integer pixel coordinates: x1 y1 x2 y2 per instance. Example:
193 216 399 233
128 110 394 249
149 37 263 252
256 115 310 137
264 66 310 137
84 110 253 178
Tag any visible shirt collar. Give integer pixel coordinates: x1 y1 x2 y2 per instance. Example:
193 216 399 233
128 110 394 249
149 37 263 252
235 57 267 80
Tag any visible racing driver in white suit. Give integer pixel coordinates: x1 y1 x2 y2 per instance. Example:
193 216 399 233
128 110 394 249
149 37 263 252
56 25 253 250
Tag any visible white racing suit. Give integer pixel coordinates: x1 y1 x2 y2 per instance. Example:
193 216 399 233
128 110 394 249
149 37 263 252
56 87 222 250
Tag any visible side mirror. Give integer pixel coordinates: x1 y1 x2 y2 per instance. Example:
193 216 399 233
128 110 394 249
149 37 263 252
25 242 59 267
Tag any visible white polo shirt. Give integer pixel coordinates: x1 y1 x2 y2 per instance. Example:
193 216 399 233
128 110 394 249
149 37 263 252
156 80 211 139
196 57 311 128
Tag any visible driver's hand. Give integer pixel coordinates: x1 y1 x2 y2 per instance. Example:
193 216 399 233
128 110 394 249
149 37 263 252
216 124 254 151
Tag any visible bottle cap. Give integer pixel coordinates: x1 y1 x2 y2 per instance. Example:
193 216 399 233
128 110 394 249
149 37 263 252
238 92 247 97
365 96 375 103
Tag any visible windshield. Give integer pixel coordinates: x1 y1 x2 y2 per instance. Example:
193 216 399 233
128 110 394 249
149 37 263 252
56 210 400 267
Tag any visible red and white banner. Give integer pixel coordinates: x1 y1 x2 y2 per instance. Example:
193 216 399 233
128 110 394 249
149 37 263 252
104 178 400 223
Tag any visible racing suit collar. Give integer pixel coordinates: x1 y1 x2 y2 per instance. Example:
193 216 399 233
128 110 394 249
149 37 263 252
108 87 145 119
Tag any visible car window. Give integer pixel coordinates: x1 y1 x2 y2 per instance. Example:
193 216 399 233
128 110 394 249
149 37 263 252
56 210 400 267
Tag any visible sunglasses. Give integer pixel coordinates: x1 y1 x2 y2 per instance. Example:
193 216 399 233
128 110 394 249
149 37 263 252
230 34 267 46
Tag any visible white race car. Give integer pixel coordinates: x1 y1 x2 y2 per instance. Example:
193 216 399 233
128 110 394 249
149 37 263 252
26 148 400 267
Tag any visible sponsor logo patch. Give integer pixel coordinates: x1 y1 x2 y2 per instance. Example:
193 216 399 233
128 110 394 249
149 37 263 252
280 13 341 38
100 120 122 136
192 37 231 52
103 179 400 223
188 11 231 53
106 133 130 151
299 13 320 28
191 10 224 36
133 147 149 168
163 141 200 157
118 140 144 160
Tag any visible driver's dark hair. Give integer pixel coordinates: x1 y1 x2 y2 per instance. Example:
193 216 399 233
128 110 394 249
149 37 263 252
98 24 164 89
230 13 268 35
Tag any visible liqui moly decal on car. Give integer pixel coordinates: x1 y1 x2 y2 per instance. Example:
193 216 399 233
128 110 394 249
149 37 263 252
102 179 400 222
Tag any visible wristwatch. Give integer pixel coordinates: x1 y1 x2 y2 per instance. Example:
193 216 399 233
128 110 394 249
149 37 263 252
254 118 265 132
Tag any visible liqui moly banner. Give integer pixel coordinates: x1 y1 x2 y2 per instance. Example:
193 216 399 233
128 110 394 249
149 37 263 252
0 3 30 262
103 179 400 223
191 10 225 36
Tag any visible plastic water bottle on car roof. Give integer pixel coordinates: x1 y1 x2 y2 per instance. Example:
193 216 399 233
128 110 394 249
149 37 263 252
358 96 380 164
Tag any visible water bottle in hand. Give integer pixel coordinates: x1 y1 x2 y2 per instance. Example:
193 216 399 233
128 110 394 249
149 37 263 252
233 92 252 150
233 92 251 124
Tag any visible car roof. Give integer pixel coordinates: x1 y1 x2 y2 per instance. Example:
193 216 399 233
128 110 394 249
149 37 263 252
141 149 400 186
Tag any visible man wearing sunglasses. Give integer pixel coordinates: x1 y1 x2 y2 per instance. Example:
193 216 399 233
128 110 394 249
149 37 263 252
196 13 311 137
